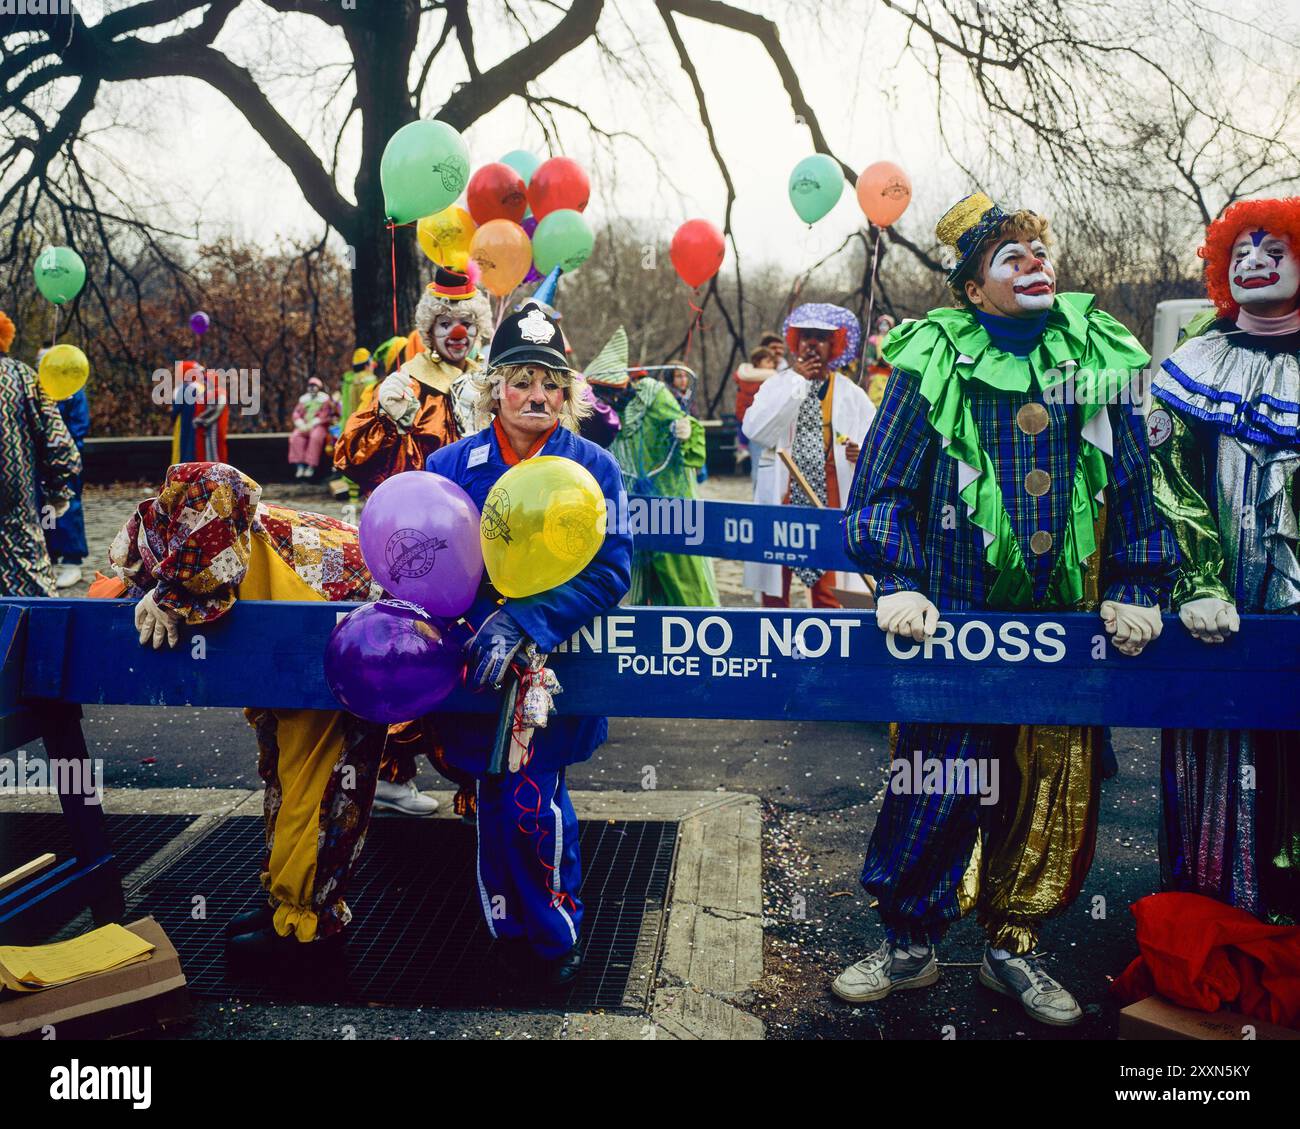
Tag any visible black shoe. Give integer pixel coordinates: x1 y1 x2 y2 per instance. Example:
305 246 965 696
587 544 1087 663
223 904 274 936
539 947 583 991
225 926 345 977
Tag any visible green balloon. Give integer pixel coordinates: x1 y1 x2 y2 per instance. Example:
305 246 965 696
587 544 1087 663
788 154 844 224
34 246 86 306
532 209 594 275
380 120 470 225
499 149 541 185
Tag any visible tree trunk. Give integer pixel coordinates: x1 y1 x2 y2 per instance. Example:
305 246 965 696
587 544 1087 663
345 0 424 349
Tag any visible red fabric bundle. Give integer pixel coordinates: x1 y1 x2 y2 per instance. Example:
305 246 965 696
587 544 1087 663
1112 892 1300 1029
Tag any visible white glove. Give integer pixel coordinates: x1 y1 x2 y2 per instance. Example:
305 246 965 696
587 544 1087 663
875 590 939 642
50 499 71 519
1099 600 1163 657
1178 597 1239 644
294 418 311 433
134 589 182 650
671 416 692 441
377 372 419 432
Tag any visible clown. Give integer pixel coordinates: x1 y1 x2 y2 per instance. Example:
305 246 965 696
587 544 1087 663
106 463 447 969
585 327 718 607
741 303 875 608
334 266 491 493
427 300 632 989
833 193 1177 1025
287 375 337 479
1150 197 1300 922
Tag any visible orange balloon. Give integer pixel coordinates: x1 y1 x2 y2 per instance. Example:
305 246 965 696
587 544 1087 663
856 161 912 227
469 219 532 297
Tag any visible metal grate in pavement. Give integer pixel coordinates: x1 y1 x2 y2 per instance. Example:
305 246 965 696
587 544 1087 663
132 815 677 1012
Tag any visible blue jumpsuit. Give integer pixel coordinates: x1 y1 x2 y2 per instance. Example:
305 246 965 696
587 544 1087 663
428 424 632 958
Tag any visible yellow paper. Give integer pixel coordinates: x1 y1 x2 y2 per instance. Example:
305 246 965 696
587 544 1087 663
0 924 155 992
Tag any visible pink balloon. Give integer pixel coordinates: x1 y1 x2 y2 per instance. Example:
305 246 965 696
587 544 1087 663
358 471 483 618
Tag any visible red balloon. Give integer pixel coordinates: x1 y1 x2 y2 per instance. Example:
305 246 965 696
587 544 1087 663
670 219 725 289
527 157 590 221
467 162 528 226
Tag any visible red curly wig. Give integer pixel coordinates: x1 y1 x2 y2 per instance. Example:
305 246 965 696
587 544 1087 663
1198 197 1300 318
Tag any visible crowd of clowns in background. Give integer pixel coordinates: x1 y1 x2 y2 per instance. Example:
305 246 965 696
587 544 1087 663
0 191 1295 1017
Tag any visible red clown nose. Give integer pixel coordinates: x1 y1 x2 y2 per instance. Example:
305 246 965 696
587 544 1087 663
447 324 470 342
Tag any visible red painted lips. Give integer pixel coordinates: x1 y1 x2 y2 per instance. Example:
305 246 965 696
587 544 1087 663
1234 272 1280 289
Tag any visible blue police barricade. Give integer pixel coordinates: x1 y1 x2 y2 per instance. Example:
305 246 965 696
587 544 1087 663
617 496 856 574
2 590 1297 934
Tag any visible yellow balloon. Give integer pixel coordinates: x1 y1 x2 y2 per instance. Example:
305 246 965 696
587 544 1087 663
417 205 476 271
38 344 89 401
480 456 608 598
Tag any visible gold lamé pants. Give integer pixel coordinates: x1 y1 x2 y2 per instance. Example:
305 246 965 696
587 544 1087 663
867 722 1101 954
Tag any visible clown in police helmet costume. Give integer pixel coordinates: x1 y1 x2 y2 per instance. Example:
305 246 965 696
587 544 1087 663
427 296 632 990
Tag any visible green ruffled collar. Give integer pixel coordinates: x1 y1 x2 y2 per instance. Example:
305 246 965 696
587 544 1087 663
883 293 1148 398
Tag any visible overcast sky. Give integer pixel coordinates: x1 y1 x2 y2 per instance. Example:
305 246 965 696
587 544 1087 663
58 0 1300 275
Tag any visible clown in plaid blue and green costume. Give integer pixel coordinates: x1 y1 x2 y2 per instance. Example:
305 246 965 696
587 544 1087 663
841 196 1178 968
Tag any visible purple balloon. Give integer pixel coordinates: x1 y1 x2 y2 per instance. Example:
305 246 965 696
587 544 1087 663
521 216 541 282
190 311 210 335
358 470 483 618
325 600 465 723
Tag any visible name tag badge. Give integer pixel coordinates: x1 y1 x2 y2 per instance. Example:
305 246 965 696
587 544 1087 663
468 445 489 468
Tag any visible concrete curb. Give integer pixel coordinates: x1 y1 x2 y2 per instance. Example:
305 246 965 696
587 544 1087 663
0 785 766 1040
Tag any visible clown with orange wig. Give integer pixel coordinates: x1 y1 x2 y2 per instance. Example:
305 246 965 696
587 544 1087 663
1150 196 1300 922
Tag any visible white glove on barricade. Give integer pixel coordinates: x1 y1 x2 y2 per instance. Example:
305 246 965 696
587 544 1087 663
1098 600 1162 657
135 589 181 650
377 372 419 432
874 590 939 642
671 417 692 441
1178 597 1239 644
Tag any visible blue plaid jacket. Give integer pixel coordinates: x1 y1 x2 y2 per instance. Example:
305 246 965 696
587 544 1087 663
843 367 1177 611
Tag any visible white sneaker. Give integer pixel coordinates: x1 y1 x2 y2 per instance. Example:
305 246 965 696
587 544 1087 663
373 779 439 817
979 948 1083 1027
55 564 83 589
831 939 939 1003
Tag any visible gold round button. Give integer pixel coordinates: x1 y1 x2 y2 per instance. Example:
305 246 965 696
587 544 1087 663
1016 403 1049 435
1024 469 1051 496
1030 530 1053 555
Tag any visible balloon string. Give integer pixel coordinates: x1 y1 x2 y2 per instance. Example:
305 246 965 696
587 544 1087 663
682 294 705 361
863 226 883 338
388 222 399 336
857 226 884 387
50 303 59 350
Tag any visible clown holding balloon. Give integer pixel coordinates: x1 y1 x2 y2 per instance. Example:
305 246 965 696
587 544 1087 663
421 296 632 991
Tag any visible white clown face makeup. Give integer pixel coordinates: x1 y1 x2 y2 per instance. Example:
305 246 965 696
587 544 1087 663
967 237 1057 317
989 239 1056 309
1228 228 1299 310
432 312 478 364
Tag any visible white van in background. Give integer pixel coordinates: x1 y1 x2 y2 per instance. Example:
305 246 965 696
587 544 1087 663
1150 298 1215 373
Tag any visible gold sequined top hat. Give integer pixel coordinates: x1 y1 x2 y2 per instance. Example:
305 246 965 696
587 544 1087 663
936 192 1011 285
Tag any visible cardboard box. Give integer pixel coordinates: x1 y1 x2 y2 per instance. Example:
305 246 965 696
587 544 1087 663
1119 994 1300 1041
0 917 190 1040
